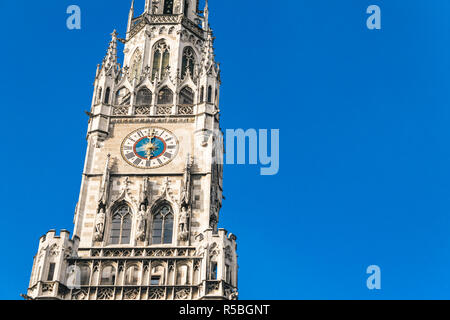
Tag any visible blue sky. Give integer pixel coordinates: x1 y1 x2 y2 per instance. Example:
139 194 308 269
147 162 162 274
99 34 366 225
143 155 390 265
1 0 450 300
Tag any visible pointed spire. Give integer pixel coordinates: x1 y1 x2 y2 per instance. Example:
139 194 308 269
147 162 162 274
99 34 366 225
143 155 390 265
203 0 210 31
102 30 118 71
127 0 135 35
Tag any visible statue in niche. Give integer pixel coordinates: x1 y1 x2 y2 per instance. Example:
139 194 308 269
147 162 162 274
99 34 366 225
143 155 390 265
179 207 189 233
136 204 147 242
178 206 190 241
94 208 106 241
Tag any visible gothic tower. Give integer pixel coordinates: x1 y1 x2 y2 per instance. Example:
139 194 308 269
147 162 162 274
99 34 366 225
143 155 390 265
26 0 238 300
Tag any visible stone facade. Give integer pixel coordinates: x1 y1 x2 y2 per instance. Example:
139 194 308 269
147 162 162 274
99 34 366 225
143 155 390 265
26 0 238 300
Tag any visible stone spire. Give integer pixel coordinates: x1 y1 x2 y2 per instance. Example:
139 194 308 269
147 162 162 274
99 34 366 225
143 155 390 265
203 0 210 31
102 30 118 72
127 0 135 35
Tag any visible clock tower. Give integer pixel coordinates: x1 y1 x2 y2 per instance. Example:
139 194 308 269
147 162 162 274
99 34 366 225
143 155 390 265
26 0 238 300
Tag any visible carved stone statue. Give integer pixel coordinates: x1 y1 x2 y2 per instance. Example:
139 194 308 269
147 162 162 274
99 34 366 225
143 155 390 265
179 207 189 233
94 208 106 241
136 204 147 242
178 207 190 241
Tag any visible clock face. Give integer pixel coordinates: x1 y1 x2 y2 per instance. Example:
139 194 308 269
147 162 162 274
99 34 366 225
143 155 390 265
121 127 179 169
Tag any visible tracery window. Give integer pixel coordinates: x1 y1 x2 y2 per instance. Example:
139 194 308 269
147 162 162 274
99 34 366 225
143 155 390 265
129 49 143 81
157 87 174 105
181 47 195 79
136 87 152 105
152 41 170 80
151 205 174 245
179 87 194 105
109 205 132 245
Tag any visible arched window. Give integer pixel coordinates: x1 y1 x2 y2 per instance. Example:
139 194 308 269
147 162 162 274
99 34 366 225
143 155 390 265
115 87 131 105
176 265 189 285
163 0 174 14
181 47 195 79
151 205 174 245
80 265 91 286
97 87 102 104
152 42 170 80
104 87 111 104
207 86 212 103
184 0 189 17
151 265 165 285
101 265 116 285
200 86 204 102
136 87 152 106
129 49 142 81
157 87 173 105
179 87 194 105
109 205 132 245
125 265 140 285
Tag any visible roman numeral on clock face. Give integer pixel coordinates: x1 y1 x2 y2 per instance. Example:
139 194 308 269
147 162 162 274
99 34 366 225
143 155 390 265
126 152 135 160
122 127 179 169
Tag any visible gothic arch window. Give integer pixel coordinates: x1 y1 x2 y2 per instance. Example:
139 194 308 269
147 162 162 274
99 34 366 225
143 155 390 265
100 265 116 285
129 49 143 81
136 87 152 106
115 87 131 105
207 85 212 103
104 87 111 104
125 265 140 285
184 0 189 17
209 261 218 280
181 47 195 79
163 0 174 14
176 264 189 285
151 204 174 245
151 265 165 285
200 86 204 102
97 87 102 104
109 205 132 245
152 41 170 80
179 86 194 105
157 87 174 105
79 265 91 286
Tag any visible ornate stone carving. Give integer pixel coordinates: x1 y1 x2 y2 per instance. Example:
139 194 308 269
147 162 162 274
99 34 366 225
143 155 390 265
97 288 114 300
175 288 190 300
124 288 140 300
72 289 88 300
94 208 106 241
136 204 148 242
148 288 165 300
